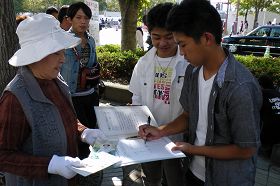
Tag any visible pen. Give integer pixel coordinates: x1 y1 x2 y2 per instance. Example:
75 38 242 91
145 116 151 144
125 135 141 139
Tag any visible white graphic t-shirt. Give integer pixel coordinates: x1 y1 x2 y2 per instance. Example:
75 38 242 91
153 55 175 125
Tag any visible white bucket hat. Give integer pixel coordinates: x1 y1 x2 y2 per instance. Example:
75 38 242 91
9 13 81 67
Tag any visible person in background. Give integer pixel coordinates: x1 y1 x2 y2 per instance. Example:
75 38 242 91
142 14 153 50
16 15 28 26
60 3 101 184
258 75 280 157
0 13 104 186
239 20 244 34
46 6 59 19
136 26 144 50
58 5 72 31
139 0 262 185
243 20 249 35
129 3 188 186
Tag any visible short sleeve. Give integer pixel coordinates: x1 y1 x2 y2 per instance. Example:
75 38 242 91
227 82 262 148
179 65 194 112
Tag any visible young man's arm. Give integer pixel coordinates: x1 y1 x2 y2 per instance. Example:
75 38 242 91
172 143 256 160
138 111 189 140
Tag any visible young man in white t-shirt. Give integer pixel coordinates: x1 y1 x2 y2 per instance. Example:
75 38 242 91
139 1 262 186
128 3 189 186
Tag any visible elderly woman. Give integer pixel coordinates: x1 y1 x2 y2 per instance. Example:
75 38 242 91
0 13 103 186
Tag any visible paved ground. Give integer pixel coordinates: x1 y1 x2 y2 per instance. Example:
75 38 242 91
100 154 280 186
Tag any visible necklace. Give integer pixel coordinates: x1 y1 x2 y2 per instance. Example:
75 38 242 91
154 54 175 76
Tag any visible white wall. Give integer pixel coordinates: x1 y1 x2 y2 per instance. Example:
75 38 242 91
225 11 280 35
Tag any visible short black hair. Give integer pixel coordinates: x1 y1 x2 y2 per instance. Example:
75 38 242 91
146 2 174 33
46 6 58 15
67 2 92 19
166 0 223 44
58 5 69 23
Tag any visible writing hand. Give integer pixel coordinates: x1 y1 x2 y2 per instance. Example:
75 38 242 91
138 124 161 141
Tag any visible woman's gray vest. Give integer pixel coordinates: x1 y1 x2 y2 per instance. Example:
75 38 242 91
3 67 75 186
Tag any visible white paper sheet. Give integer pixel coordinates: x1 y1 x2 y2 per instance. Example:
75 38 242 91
115 137 186 166
69 151 120 177
94 106 186 167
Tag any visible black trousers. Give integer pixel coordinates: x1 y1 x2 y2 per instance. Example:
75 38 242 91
72 91 99 159
185 169 204 186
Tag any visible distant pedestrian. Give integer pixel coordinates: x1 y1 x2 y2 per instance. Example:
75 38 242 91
142 15 153 50
46 6 58 19
58 5 72 31
230 22 235 35
239 20 244 34
243 20 249 35
16 15 28 26
136 27 144 50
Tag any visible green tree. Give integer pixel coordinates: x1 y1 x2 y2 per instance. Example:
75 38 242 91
266 0 280 14
0 0 18 92
13 0 25 13
95 0 107 12
119 0 140 51
119 0 176 51
231 0 252 22
231 0 274 28
107 0 120 11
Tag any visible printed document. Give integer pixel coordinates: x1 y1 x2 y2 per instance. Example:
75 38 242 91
94 106 186 166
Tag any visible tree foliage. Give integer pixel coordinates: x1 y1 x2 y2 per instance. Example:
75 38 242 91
231 0 275 28
13 0 80 13
107 0 120 11
266 0 280 14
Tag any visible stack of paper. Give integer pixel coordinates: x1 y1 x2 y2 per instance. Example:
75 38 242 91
94 106 186 167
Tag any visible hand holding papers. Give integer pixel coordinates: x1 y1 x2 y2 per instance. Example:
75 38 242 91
68 146 120 177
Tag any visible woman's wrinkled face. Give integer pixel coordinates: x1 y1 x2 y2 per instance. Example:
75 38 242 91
69 9 90 35
28 50 65 80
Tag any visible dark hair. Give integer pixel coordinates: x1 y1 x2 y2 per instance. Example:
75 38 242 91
58 5 69 23
166 0 223 44
46 6 58 15
142 15 147 26
258 75 275 89
146 2 174 33
67 2 92 19
16 15 28 26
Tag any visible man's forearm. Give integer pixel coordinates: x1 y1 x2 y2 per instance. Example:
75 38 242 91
190 144 256 160
159 112 188 137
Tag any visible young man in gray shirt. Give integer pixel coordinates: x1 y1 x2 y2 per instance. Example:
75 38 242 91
139 0 262 185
